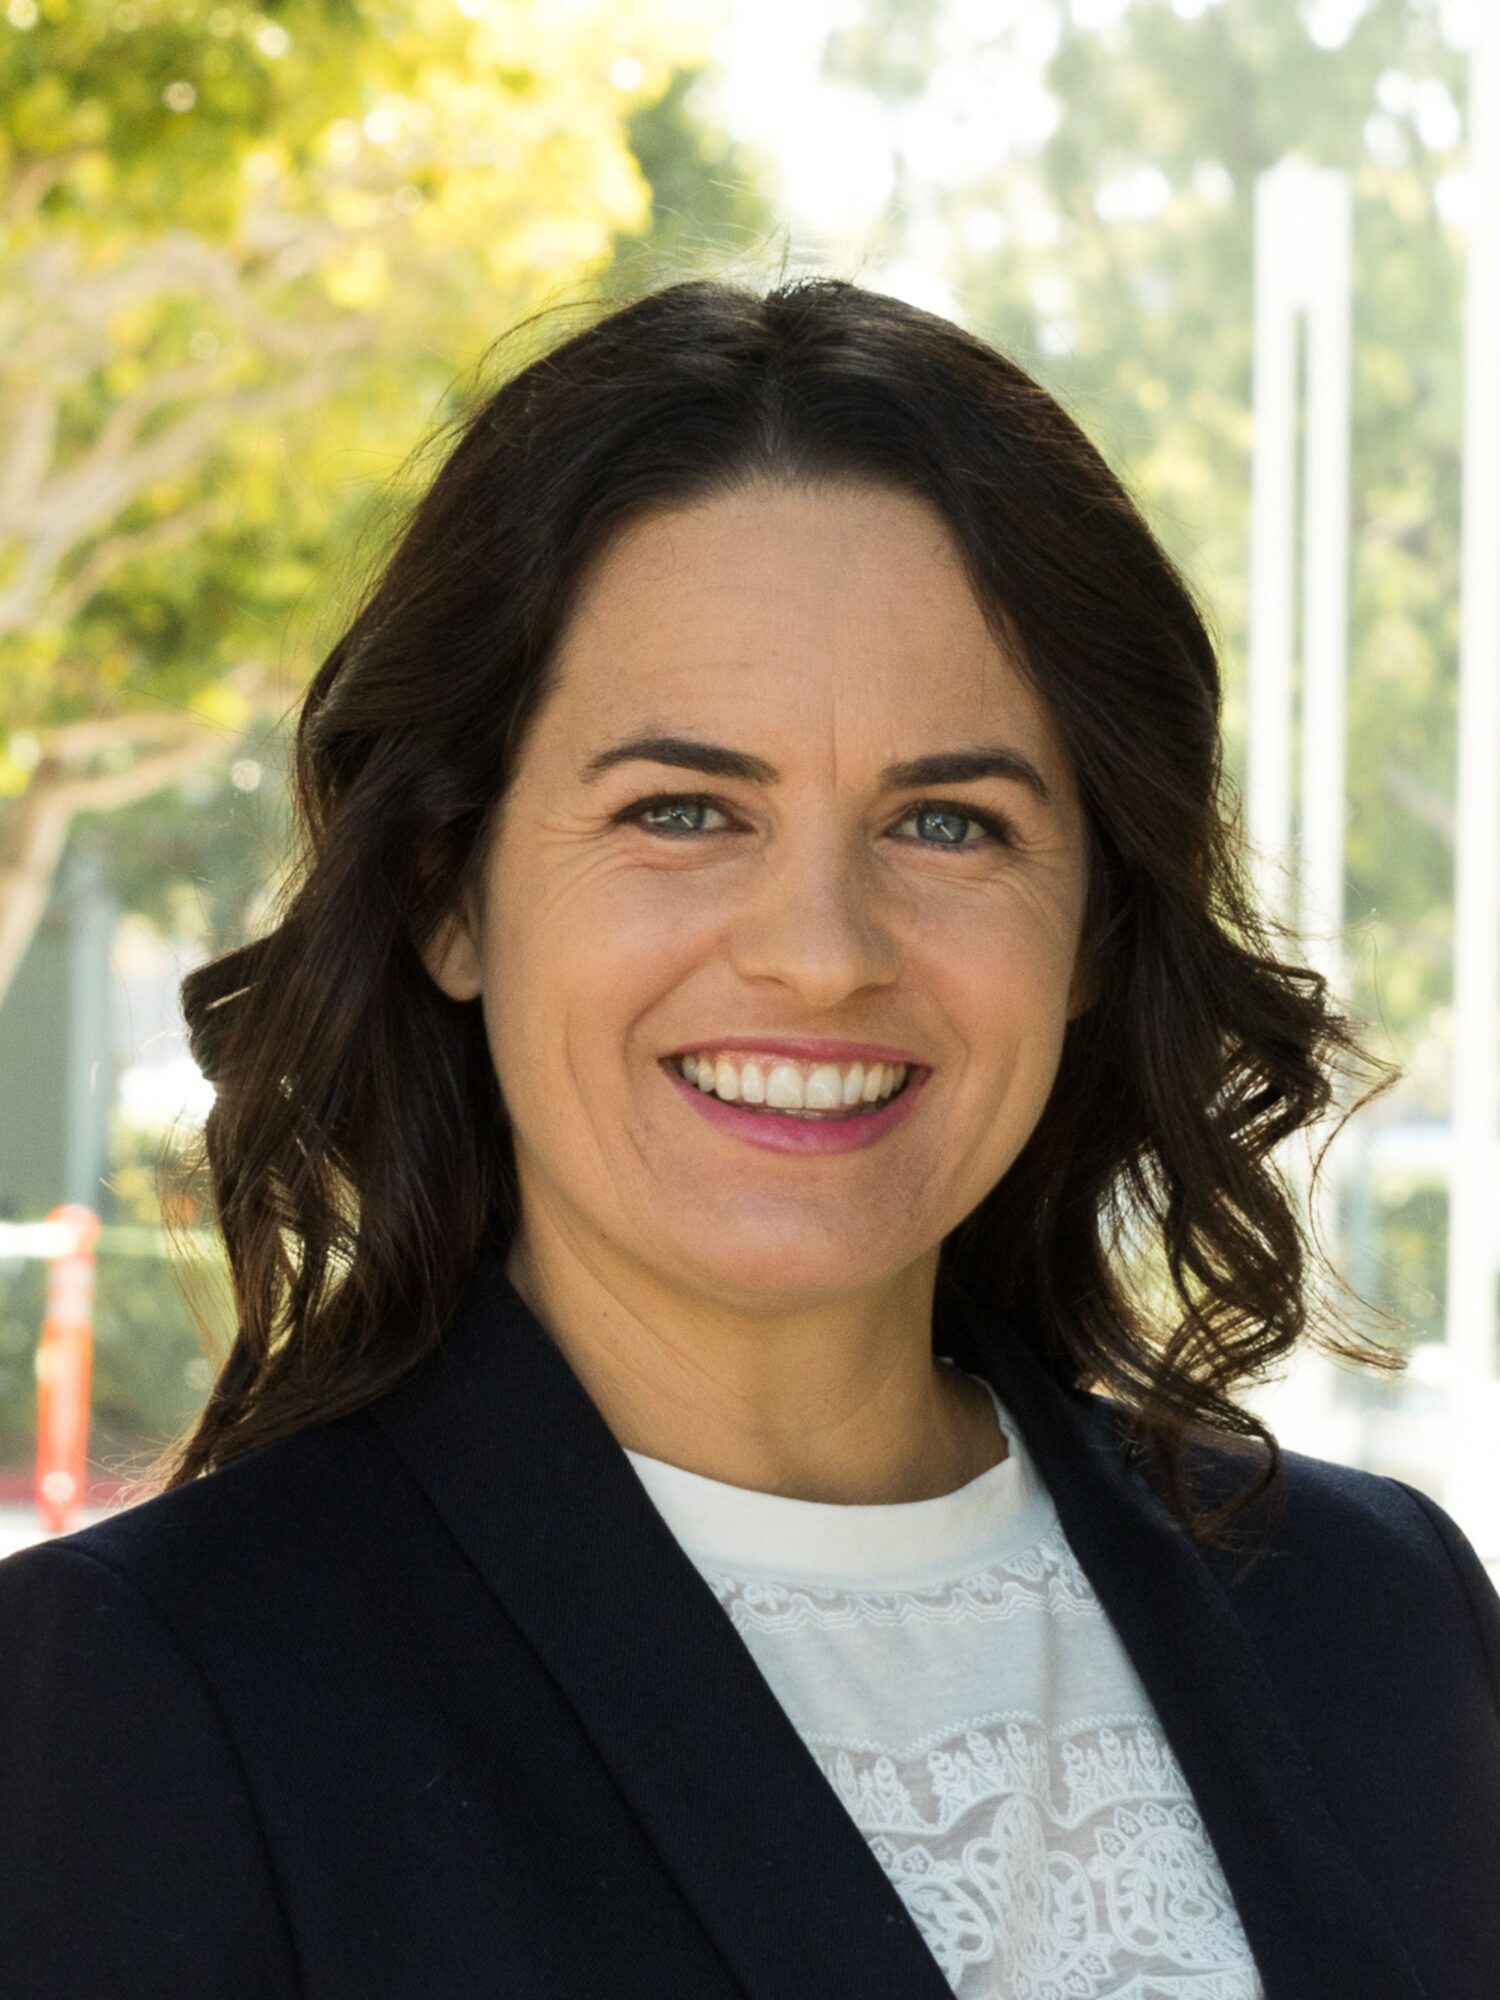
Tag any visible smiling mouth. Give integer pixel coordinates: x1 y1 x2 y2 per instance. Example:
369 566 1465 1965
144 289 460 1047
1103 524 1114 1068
666 1055 917 1118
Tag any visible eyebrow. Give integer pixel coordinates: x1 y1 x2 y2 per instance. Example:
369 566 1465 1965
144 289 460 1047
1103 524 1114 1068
579 734 1053 808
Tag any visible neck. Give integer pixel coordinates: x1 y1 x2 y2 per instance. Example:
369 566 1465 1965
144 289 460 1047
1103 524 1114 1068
503 1231 1007 1505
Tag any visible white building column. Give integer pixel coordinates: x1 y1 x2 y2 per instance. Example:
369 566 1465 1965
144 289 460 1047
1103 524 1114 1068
1242 157 1357 1459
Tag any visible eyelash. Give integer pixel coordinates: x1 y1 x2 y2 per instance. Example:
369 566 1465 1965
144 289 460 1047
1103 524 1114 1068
615 791 1017 852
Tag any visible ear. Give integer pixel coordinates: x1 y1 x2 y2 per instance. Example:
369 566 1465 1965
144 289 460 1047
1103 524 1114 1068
420 906 484 1003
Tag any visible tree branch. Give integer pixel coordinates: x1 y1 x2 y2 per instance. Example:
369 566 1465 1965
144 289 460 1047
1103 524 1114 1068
29 346 365 539
43 497 225 627
0 659 283 1012
0 342 370 635
88 361 227 470
0 732 233 1011
0 384 60 524
0 150 97 229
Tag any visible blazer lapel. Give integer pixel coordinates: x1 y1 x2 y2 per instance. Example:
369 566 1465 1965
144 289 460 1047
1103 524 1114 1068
368 1248 956 2000
370 1247 1425 2000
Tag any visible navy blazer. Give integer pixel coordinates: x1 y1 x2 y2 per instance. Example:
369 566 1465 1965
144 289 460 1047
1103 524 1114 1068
2 1245 1498 1999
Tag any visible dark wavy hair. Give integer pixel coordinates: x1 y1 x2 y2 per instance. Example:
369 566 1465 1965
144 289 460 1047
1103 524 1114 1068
141 271 1406 1553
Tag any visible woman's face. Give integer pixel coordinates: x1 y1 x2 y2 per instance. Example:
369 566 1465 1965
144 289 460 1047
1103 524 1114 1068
424 480 1093 1313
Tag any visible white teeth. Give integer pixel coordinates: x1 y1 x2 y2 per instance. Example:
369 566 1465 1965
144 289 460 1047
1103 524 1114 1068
805 1064 844 1110
674 1052 911 1112
765 1063 805 1109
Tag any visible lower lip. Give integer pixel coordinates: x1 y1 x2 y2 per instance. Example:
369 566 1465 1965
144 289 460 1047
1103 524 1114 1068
660 1059 928 1155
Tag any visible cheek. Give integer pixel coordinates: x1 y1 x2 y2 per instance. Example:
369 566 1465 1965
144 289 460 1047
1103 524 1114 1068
483 861 712 1086
911 905 1077 1138
910 891 1075 1019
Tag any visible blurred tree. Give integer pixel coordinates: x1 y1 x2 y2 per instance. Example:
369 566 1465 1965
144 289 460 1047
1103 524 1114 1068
0 0 772 1009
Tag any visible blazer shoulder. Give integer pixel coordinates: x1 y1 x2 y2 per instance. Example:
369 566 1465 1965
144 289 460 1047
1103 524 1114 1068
37 1404 396 1591
0 1537 302 1999
1271 1447 1499 1631
1221 1425 1497 1614
1076 1389 1500 1697
1382 1472 1500 1711
1077 1386 1474 1551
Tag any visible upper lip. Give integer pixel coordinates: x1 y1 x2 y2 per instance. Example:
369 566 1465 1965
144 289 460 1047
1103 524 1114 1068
664 1035 926 1067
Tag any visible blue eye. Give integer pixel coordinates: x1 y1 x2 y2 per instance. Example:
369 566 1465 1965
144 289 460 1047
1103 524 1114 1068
618 793 1015 849
895 803 1014 849
628 795 733 837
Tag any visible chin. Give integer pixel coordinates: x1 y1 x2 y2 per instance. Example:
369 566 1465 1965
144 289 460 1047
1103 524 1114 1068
657 1236 915 1310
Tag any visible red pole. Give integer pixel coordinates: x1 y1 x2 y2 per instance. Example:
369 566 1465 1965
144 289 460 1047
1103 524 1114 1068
34 1205 101 1536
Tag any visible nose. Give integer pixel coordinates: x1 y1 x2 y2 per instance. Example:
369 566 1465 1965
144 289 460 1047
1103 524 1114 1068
722 827 899 1005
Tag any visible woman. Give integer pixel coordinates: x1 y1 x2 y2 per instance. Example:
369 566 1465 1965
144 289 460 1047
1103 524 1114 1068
1 276 1496 2000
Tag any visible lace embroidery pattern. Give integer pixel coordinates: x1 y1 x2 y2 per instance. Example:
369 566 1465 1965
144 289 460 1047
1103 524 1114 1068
701 1519 1096 1634
812 1717 1193 1836
691 1526 1263 1998
824 1718 1261 2000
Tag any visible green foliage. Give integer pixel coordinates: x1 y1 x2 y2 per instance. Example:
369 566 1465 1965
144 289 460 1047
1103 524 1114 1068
0 0 748 751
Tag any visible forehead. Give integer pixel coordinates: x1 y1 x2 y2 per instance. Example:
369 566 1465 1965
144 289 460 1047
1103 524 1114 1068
543 482 1056 754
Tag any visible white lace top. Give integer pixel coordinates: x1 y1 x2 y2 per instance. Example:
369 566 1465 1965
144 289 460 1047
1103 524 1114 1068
623 1362 1266 2000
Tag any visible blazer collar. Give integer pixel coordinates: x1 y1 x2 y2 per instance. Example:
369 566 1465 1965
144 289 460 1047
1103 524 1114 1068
368 1247 1424 2000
